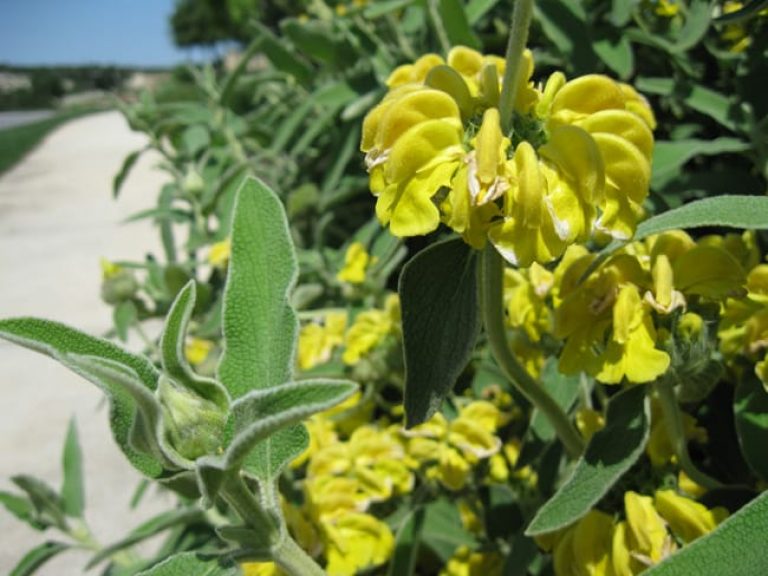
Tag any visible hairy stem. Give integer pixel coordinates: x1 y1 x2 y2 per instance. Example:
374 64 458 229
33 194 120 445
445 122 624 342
656 379 724 490
498 0 535 133
221 473 326 576
480 244 584 458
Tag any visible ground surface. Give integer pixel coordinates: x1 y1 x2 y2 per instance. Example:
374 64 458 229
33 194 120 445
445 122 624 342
0 110 55 130
0 111 175 574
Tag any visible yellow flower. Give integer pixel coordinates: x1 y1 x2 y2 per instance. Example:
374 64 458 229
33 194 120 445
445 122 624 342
362 47 656 267
624 491 672 564
100 258 122 280
654 489 728 543
440 545 503 576
556 252 669 384
298 311 347 370
337 242 375 284
342 295 399 364
653 0 681 17
184 337 214 366
241 562 284 576
208 238 231 269
646 399 707 467
552 510 614 576
324 513 394 576
575 408 605 441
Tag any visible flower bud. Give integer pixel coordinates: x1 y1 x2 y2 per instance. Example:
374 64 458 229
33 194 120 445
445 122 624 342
157 375 227 460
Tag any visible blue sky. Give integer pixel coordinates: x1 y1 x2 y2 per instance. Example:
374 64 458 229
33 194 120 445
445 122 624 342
0 0 198 67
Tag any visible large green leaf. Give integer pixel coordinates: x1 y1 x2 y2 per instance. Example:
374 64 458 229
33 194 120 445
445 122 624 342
0 319 165 476
61 418 84 518
526 385 649 535
734 374 768 481
534 0 596 74
10 542 71 576
635 195 768 240
217 177 305 480
136 552 239 576
652 139 751 187
399 238 480 427
644 491 768 575
252 21 313 86
0 318 159 389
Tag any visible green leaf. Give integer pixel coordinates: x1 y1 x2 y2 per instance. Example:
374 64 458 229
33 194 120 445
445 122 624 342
136 551 239 576
421 499 478 562
529 360 581 443
87 508 205 569
10 542 70 576
11 476 68 531
399 238 480 427
61 418 84 518
437 0 481 49
593 34 634 79
113 148 144 199
644 491 768 576
671 0 711 52
387 507 425 576
218 177 298 399
113 300 137 342
652 139 751 187
526 385 649 536
534 0 596 74
282 19 339 66
636 195 768 240
63 354 171 474
734 374 768 482
0 317 159 389
364 0 416 18
181 125 209 157
0 491 43 529
217 177 305 480
198 379 356 494
466 0 500 24
160 281 229 409
252 21 313 86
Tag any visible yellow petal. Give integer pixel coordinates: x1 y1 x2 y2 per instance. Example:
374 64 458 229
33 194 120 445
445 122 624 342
386 118 462 183
673 245 746 299
624 491 668 562
539 125 604 205
550 75 626 123
377 89 461 151
592 132 650 205
578 109 654 160
654 490 723 543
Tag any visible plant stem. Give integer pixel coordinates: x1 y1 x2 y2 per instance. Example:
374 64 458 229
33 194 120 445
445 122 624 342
272 532 327 576
480 244 584 458
498 0 535 133
221 474 327 576
655 379 724 490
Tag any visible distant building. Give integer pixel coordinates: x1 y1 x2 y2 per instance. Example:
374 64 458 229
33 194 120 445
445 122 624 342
0 72 32 93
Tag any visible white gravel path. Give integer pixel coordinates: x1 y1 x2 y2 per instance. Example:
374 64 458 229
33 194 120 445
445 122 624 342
0 111 177 574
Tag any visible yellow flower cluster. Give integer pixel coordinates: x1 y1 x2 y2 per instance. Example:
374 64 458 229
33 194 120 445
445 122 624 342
297 295 401 371
501 230 746 384
337 242 376 285
719 258 768 390
294 421 411 574
541 490 727 575
403 400 511 491
361 46 656 266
